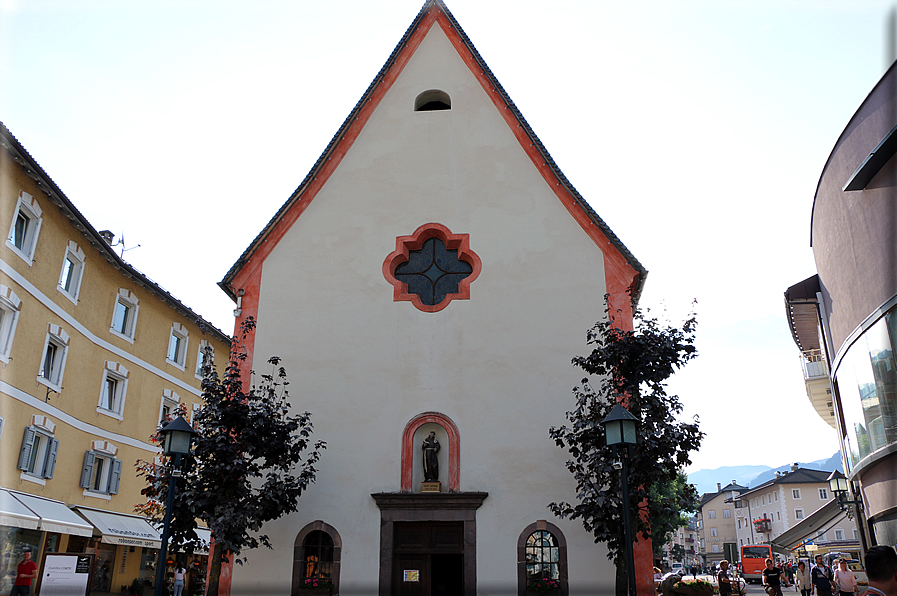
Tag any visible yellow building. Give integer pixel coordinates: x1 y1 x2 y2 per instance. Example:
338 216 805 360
0 122 231 594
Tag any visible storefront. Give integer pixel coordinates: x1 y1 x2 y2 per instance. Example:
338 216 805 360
0 489 94 593
73 506 161 593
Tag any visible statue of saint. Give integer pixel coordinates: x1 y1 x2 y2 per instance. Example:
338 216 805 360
422 431 440 482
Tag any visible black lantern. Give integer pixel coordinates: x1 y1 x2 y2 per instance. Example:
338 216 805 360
160 416 197 456
601 404 639 446
826 470 862 518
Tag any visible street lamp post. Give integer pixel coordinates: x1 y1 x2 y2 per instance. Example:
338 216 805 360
154 416 197 596
601 404 640 596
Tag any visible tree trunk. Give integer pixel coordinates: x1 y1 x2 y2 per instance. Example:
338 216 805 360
206 541 224 596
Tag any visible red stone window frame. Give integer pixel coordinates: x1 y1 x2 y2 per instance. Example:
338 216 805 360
400 411 460 492
382 223 482 313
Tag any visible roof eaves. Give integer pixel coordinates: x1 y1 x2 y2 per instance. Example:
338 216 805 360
1 122 231 345
220 0 647 304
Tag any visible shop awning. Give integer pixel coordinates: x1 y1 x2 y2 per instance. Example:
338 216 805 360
0 489 40 530
770 500 847 555
10 492 93 537
74 507 161 549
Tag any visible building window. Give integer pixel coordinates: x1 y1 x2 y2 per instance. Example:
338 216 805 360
80 441 122 496
712 545 720 553
383 223 482 313
17 417 58 482
301 531 334 582
819 488 828 500
853 529 858 539
723 509 731 518
708 510 716 519
711 528 718 537
293 522 342 595
776 511 781 521
762 496 766 505
0 284 22 363
518 522 568 596
195 340 213 378
834 529 844 540
97 361 129 418
817 531 827 541
6 190 42 264
795 509 804 520
166 323 189 369
792 489 801 499
57 241 86 303
110 289 139 341
38 324 69 390
774 492 778 501
159 389 180 425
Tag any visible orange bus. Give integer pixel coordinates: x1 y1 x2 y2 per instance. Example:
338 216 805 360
741 545 772 583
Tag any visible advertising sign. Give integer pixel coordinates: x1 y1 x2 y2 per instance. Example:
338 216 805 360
36 553 94 596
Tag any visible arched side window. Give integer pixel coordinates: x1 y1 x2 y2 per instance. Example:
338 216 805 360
414 89 451 111
293 521 341 595
517 521 568 596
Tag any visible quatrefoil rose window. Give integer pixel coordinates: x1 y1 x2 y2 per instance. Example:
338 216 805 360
383 223 482 313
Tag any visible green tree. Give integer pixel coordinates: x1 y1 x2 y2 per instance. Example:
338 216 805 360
136 317 325 596
649 471 698 558
549 302 703 595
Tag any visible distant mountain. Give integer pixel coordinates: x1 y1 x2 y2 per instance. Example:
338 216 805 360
688 465 771 495
748 453 842 487
687 452 841 495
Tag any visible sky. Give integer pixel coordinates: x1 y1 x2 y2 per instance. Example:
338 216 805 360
1 0 894 473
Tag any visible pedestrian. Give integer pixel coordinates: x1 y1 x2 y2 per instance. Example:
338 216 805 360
172 563 188 596
10 548 38 596
864 545 897 596
833 559 858 596
796 561 812 596
812 554 834 596
693 563 699 580
764 558 786 596
718 560 733 596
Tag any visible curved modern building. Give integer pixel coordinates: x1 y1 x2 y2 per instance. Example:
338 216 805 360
785 59 897 548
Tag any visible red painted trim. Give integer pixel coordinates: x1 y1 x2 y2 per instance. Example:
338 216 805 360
382 223 481 313
400 412 460 492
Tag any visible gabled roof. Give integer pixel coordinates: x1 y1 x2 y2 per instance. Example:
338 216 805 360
219 0 647 302
738 468 833 499
0 121 231 345
700 482 748 506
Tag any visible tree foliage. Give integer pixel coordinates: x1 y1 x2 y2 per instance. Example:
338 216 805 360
649 470 698 557
548 301 703 575
136 317 325 596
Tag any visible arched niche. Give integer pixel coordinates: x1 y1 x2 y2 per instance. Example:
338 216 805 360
401 412 459 492
414 89 451 111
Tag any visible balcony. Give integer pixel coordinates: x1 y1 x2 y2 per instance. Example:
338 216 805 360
753 518 771 534
799 350 836 429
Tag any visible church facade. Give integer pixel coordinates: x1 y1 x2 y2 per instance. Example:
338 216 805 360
219 2 648 594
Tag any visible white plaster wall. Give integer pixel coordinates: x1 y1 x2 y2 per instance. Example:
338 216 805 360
231 21 616 596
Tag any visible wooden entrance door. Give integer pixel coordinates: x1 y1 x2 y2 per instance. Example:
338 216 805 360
393 522 464 596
